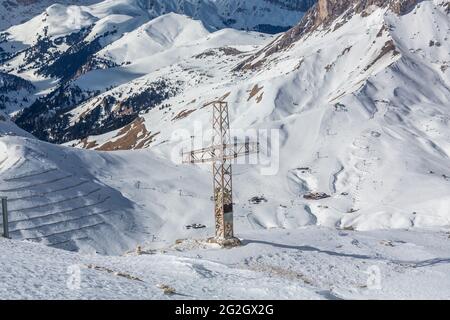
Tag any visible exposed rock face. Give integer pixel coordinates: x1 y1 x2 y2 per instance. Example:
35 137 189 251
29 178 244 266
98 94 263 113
75 117 160 151
287 0 421 38
96 117 160 151
316 0 353 25
319 0 420 21
235 0 420 71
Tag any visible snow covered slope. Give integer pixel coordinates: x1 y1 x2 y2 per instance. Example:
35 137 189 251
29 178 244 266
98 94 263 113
0 0 100 31
7 11 272 143
0 115 212 254
58 0 450 233
141 0 316 32
95 13 211 65
2 227 450 299
0 134 141 255
1 0 450 256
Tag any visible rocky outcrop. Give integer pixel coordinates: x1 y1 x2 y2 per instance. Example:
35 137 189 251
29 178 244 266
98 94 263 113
281 0 420 44
235 0 420 71
299 0 420 30
96 117 160 151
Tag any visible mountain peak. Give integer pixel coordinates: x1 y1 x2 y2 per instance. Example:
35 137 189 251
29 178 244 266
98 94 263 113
316 0 420 25
301 0 421 34
302 0 421 31
235 0 422 71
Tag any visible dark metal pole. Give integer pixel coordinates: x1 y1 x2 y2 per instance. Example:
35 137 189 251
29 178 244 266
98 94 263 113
2 196 9 239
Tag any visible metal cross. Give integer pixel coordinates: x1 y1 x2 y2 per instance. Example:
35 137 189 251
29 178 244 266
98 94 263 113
182 100 258 246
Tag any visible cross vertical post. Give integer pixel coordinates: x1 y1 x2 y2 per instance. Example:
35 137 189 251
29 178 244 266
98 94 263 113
211 101 233 240
1 196 9 239
182 100 259 247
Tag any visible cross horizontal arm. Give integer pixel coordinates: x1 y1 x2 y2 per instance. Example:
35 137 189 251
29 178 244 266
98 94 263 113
182 142 259 164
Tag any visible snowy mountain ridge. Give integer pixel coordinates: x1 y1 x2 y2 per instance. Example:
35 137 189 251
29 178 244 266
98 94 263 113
237 0 434 69
0 0 315 33
0 0 100 31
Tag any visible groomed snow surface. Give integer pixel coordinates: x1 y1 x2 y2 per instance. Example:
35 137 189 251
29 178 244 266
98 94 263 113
2 227 450 299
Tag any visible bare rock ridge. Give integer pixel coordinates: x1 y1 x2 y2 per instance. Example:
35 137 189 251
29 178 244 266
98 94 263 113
294 0 420 38
236 0 421 70
316 0 420 25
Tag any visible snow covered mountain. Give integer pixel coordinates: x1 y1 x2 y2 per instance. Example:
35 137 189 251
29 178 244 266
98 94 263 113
0 0 312 136
37 0 449 232
141 0 317 32
0 0 100 31
0 0 315 33
0 0 449 257
1 0 450 300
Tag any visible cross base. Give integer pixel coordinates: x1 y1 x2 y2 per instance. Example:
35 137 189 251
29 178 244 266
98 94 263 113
207 236 241 248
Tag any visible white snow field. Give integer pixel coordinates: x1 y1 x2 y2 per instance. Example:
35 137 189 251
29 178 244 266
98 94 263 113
2 227 450 299
0 131 212 255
